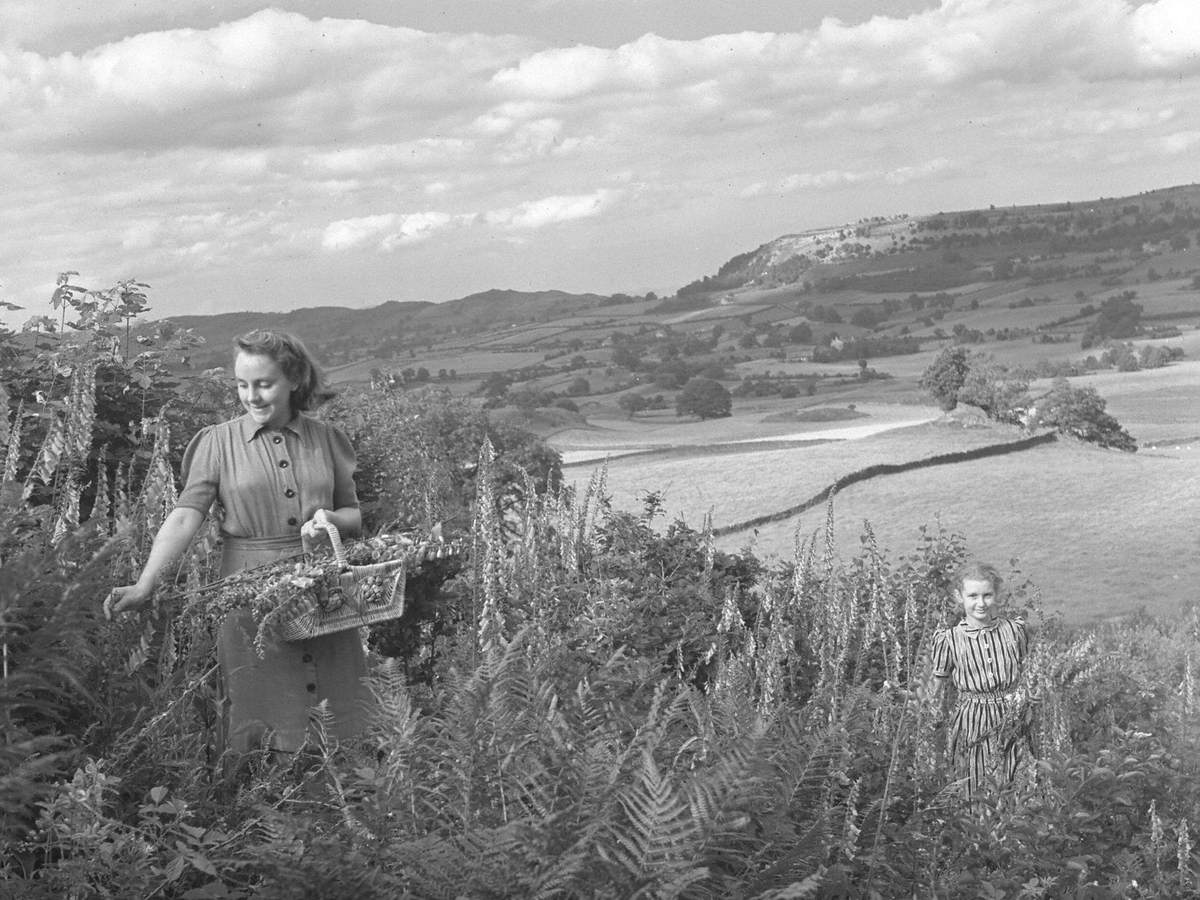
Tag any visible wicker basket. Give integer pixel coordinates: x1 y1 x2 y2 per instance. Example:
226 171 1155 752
274 516 453 641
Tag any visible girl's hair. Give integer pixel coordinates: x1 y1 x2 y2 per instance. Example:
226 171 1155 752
234 330 333 410
951 560 1003 594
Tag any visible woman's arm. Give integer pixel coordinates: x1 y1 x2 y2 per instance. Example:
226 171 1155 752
104 507 206 618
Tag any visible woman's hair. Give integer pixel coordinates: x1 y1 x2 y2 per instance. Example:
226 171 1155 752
951 560 1003 595
234 330 332 411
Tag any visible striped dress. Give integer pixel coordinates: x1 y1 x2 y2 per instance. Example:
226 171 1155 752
931 617 1030 796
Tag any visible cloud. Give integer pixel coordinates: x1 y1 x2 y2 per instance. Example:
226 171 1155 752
1161 130 1200 154
486 0 1200 110
322 211 462 251
5 1 1197 158
322 188 620 254
745 159 954 197
1 9 533 152
486 189 620 229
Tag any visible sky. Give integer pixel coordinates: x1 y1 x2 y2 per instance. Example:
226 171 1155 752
2 0 1198 323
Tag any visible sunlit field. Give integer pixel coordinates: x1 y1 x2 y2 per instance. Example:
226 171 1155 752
553 401 939 457
559 412 1028 528
1063 359 1200 444
331 348 548 382
725 439 1200 625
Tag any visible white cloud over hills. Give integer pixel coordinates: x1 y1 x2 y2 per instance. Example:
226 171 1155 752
1 0 1198 318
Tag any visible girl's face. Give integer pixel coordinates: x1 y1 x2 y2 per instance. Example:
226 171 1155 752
235 351 297 430
957 578 999 628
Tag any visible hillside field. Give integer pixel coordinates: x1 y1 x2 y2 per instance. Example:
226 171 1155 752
556 386 1199 626
558 405 1013 518
729 438 1198 625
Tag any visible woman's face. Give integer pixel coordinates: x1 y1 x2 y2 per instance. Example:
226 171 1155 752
235 351 297 430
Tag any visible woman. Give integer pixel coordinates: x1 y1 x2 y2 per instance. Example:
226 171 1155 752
106 330 370 754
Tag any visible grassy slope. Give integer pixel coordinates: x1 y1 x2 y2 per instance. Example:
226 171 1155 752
559 413 1026 529
721 438 1200 625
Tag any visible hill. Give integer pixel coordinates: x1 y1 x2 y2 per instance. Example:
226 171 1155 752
156 183 1199 432
676 183 1200 297
168 289 618 369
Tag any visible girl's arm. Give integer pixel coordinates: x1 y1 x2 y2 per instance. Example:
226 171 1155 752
105 507 207 618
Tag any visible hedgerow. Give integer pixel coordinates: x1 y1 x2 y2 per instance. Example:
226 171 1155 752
2 284 1199 898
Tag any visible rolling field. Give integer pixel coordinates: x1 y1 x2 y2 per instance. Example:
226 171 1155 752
331 348 548 382
1037 359 1200 444
553 401 943 462
558 407 1027 527
720 439 1200 625
556 375 1199 626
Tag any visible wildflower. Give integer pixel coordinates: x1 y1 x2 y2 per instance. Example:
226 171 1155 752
1178 818 1192 889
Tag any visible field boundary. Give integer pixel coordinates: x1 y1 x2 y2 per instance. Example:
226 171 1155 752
713 431 1058 537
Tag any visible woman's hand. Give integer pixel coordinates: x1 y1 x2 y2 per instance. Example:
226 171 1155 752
104 582 155 620
301 509 332 543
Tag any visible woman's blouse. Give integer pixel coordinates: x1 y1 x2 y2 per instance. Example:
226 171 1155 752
931 618 1028 694
175 414 358 539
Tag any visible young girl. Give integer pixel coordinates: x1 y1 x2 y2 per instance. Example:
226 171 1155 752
105 330 370 755
930 561 1032 797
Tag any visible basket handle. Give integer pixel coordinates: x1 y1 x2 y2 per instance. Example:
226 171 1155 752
305 509 348 569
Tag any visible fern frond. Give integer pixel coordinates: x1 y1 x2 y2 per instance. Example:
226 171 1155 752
601 748 707 894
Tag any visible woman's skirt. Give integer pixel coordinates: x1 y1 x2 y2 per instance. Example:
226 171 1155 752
218 534 370 754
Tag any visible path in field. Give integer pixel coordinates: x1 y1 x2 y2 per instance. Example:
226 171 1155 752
726 415 940 446
553 403 940 465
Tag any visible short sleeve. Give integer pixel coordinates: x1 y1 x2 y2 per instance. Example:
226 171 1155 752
930 627 954 678
1010 616 1030 658
328 424 359 511
176 426 220 513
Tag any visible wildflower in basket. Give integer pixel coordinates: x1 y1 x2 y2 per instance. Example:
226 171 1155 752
105 330 371 756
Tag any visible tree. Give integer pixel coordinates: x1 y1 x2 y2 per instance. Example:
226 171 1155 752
327 386 561 534
479 372 511 406
1082 292 1142 348
566 376 591 396
919 346 971 410
676 377 731 419
612 345 641 370
618 392 648 418
956 359 1029 424
1030 380 1137 451
787 322 813 344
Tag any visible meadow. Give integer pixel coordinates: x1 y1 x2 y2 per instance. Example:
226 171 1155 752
737 439 1199 625
558 409 1014 517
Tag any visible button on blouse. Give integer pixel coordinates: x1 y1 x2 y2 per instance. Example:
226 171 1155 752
175 414 357 538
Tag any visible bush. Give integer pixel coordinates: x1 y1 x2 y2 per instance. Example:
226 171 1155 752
956 358 1030 424
1030 379 1138 451
920 346 971 410
675 377 732 419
